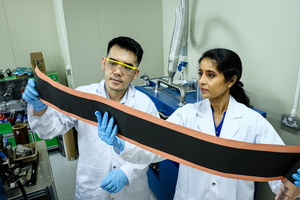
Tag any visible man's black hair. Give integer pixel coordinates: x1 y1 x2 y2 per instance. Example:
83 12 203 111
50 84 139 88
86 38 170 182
107 36 143 66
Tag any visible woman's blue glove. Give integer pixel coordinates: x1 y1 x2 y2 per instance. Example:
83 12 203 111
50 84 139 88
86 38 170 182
100 169 128 193
95 111 125 153
22 79 48 111
292 168 300 187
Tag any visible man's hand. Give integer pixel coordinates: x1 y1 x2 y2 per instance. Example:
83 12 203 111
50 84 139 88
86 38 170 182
100 169 128 193
22 79 48 111
95 111 125 152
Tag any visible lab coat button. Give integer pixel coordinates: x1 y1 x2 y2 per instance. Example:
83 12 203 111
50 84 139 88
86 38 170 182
212 182 216 185
113 166 116 169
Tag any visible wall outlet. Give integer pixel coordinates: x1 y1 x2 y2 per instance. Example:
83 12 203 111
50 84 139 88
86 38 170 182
281 114 300 130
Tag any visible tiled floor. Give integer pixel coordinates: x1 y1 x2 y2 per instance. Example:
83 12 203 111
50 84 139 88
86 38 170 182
48 149 157 200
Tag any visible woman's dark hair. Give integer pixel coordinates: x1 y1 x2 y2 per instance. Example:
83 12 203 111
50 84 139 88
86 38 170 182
198 48 250 107
107 36 144 66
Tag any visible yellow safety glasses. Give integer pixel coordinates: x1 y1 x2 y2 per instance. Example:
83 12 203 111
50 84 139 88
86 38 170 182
105 57 137 75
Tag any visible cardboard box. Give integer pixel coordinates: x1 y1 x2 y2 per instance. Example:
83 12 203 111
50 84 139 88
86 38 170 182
63 128 77 161
30 52 46 74
13 142 38 163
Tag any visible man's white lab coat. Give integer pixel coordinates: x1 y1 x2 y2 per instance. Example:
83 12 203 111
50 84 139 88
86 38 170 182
28 80 159 200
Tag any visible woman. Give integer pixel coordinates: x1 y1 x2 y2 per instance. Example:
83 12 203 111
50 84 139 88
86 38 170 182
97 48 300 199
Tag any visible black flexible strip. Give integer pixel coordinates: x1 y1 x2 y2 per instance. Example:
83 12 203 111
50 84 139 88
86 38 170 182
34 68 300 182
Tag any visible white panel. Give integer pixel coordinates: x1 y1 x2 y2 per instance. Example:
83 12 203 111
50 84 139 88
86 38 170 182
52 0 74 88
0 0 15 69
61 0 163 88
62 0 102 88
96 0 164 86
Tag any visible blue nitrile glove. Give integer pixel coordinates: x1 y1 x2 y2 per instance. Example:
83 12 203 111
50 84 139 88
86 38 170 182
292 168 300 187
95 111 125 153
22 79 48 111
100 169 128 193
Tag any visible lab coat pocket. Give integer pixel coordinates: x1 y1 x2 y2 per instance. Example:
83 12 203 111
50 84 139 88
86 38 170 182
76 163 102 198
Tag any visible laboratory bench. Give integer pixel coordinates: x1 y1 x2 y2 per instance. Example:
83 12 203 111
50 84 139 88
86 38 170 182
5 140 58 200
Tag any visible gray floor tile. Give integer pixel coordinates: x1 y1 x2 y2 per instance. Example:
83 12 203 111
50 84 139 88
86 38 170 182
48 150 77 200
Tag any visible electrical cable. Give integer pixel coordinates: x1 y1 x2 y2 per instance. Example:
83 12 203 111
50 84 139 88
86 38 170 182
0 166 28 200
0 152 6 160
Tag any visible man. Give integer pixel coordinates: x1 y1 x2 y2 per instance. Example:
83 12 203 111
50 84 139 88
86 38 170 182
23 36 159 200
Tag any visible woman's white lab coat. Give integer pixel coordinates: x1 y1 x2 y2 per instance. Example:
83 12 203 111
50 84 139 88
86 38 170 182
28 80 159 200
120 96 283 200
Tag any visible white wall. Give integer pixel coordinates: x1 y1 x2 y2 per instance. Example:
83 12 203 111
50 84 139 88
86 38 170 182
0 0 66 85
61 0 164 88
163 0 300 199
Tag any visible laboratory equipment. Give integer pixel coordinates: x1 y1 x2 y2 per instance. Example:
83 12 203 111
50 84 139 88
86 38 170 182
5 69 12 77
281 62 300 129
167 6 185 84
4 83 15 101
0 134 29 199
141 73 150 86
155 78 186 106
3 141 58 199
0 70 4 80
0 71 60 150
155 0 190 107
1 78 27 103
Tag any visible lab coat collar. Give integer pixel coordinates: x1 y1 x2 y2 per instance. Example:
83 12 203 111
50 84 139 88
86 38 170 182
98 80 136 108
124 84 136 107
196 96 241 139
196 99 215 136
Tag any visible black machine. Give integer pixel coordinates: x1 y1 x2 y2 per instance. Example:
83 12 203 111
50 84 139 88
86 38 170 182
0 134 38 200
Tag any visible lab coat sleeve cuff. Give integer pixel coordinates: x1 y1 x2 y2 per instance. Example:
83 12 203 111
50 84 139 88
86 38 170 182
119 142 131 157
119 141 166 164
119 142 138 162
27 104 55 127
120 162 149 185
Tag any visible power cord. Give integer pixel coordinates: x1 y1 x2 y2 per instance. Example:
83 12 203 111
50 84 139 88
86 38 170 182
0 166 28 200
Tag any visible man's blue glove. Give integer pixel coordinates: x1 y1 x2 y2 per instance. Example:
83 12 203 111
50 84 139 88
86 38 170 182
100 169 128 193
95 111 125 153
22 79 48 111
292 168 300 187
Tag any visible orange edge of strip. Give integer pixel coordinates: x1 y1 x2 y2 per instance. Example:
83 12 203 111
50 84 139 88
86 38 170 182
118 134 284 182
